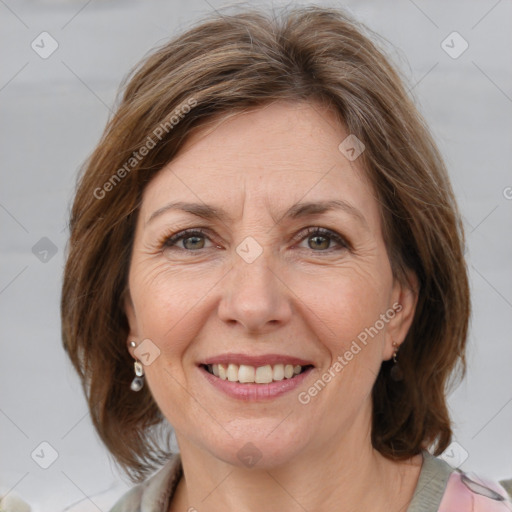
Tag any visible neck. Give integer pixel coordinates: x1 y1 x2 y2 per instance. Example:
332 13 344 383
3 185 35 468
170 406 422 512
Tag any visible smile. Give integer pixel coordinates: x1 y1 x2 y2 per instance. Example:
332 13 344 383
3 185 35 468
198 354 315 401
203 363 313 384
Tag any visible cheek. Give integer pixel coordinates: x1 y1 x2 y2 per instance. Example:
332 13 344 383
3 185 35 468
292 264 393 412
298 261 392 345
129 265 213 417
129 263 219 358
292 269 391 418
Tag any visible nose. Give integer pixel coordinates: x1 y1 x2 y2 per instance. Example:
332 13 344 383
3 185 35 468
217 245 293 334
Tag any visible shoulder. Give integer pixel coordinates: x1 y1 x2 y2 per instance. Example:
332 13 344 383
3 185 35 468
109 485 143 512
408 451 512 512
108 454 182 512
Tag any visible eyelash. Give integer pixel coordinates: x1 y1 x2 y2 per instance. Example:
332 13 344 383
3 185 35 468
159 227 350 253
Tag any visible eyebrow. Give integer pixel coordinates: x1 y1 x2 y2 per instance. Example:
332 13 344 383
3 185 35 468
147 199 369 229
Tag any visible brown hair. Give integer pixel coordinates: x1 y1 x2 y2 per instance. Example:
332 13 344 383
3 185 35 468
61 5 470 482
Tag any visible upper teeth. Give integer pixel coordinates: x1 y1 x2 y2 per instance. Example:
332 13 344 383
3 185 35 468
209 363 303 383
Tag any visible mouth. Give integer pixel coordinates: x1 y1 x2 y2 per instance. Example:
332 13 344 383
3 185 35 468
197 353 315 400
200 362 314 384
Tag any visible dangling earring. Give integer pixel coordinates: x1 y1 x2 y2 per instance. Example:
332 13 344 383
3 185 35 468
129 341 145 392
390 341 404 381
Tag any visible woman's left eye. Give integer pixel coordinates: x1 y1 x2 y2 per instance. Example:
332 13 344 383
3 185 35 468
160 227 349 253
294 227 350 252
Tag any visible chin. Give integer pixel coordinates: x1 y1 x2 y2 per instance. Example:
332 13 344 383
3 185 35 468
200 420 310 470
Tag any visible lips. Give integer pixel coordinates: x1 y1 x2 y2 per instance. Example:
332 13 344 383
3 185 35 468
198 353 315 399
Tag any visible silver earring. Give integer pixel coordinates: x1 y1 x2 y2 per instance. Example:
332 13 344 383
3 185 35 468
129 341 145 392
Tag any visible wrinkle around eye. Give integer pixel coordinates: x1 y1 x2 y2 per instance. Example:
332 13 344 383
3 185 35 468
132 256 216 293
138 220 378 264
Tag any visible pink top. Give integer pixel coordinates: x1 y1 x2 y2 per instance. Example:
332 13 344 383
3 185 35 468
439 470 512 511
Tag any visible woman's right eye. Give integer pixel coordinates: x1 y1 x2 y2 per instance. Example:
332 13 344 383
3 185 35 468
161 229 213 251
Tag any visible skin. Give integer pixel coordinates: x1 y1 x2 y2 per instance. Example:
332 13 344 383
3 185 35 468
125 100 422 512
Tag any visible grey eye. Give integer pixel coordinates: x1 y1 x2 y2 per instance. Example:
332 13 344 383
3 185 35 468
182 235 206 250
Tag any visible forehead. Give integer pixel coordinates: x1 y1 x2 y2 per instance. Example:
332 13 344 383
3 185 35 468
141 101 379 228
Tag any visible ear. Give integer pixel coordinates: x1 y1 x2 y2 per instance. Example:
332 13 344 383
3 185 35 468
383 269 419 361
123 288 139 359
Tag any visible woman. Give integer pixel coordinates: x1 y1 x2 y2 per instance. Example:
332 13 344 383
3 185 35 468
61 6 511 512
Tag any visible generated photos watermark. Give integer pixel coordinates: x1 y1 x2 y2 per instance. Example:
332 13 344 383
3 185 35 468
93 97 197 200
297 302 402 404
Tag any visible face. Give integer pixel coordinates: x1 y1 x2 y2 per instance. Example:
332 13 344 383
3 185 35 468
125 100 417 469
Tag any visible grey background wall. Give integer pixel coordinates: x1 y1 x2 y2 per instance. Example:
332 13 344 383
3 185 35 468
1 0 511 510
